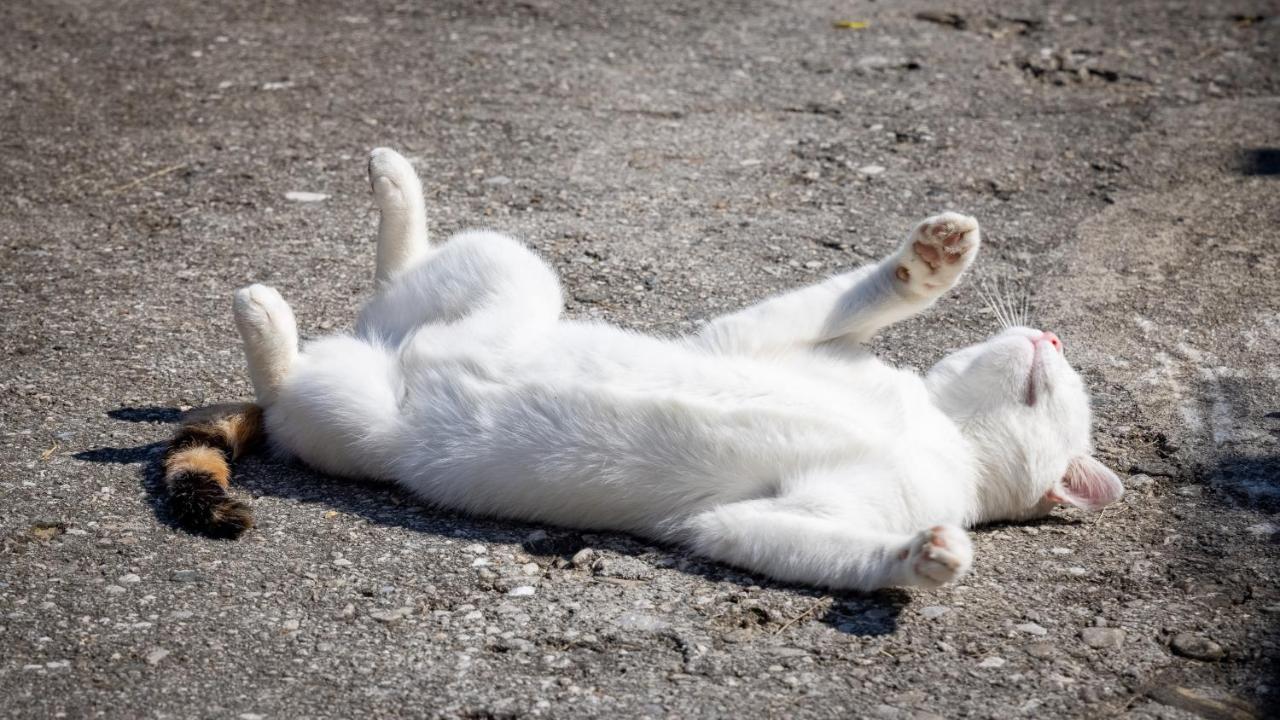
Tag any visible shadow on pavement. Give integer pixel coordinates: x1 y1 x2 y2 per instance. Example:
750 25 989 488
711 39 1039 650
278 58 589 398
1241 148 1280 176
78 405 908 637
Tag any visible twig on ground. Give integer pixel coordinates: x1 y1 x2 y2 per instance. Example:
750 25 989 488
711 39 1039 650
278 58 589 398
102 163 187 196
772 597 828 635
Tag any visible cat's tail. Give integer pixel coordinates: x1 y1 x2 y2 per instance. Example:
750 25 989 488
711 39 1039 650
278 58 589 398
163 403 264 538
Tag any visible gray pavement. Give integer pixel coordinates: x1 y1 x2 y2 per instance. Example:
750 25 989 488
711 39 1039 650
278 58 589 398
2 1 1278 718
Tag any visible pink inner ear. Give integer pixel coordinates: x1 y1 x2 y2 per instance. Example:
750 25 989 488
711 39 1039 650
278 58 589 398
1057 456 1124 512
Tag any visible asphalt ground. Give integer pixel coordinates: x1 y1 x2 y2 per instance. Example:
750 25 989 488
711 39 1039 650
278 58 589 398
2 1 1278 718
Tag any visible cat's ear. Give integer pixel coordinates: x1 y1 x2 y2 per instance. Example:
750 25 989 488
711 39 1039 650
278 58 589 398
1052 457 1124 512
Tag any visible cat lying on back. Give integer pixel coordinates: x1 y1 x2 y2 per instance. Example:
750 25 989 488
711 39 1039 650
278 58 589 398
165 147 1123 591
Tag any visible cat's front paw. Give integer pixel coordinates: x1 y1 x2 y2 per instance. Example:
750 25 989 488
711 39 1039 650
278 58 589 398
899 524 974 589
893 212 980 297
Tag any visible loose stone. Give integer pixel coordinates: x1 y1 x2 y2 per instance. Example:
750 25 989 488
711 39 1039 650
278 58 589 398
1170 633 1224 661
1081 627 1125 649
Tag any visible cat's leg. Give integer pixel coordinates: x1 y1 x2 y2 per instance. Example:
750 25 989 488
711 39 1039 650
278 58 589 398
232 284 299 405
369 147 430 286
694 213 980 356
684 496 974 591
357 230 563 345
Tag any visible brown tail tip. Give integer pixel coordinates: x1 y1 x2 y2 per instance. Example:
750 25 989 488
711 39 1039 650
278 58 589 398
166 467 255 539
163 403 263 539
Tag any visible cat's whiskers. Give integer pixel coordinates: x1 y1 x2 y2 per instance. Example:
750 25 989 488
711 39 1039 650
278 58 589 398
1001 278 1020 329
977 280 1012 329
977 278 1038 331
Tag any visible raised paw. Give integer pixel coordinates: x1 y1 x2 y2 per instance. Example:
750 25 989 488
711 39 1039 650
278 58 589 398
898 524 974 589
893 212 980 297
233 284 296 342
369 148 429 284
232 284 298 405
368 147 422 210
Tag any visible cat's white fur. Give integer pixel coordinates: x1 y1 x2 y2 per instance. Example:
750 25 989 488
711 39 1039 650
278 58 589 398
231 148 1123 591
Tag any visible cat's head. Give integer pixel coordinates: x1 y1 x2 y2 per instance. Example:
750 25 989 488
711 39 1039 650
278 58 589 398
925 326 1123 522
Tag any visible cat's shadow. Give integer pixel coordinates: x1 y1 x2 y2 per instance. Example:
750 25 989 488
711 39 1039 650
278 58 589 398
80 405 918 638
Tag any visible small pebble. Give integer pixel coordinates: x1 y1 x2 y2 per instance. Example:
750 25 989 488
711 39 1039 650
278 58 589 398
370 607 413 623
1025 642 1057 659
495 637 535 653
920 606 950 620
616 612 671 633
119 573 141 584
284 191 328 202
508 585 536 597
1016 622 1048 636
1170 633 1224 661
858 164 886 176
1081 627 1125 649
1126 473 1154 488
978 657 1006 668
571 548 597 568
145 648 169 666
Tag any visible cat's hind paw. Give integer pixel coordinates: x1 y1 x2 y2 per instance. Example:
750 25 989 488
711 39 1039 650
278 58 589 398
899 524 974 589
233 284 295 343
232 284 299 405
368 147 422 210
893 212 980 297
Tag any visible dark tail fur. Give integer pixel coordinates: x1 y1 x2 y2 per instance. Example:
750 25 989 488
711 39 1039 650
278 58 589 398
164 403 264 538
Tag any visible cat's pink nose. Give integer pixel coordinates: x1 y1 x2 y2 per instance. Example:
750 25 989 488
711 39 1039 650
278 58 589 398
1037 331 1063 352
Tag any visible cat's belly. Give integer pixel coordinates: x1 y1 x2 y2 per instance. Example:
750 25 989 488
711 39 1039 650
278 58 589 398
380 323 966 535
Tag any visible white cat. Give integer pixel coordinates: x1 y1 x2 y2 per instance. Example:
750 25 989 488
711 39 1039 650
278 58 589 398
168 147 1123 591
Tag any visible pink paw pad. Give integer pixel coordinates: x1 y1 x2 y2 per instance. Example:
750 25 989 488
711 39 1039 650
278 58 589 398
904 524 974 588
894 213 980 295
